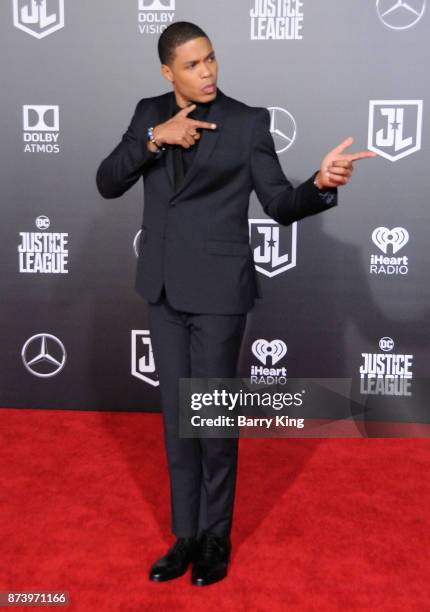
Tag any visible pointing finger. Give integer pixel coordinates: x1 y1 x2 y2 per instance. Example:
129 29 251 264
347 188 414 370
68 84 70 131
344 150 378 162
190 119 217 130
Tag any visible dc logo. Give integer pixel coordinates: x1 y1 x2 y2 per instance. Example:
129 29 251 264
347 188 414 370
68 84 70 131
376 0 426 30
21 333 66 377
23 105 59 131
379 337 395 352
268 107 296 154
13 0 65 39
138 0 175 9
131 330 159 386
372 227 409 254
35 215 50 230
249 219 297 277
252 339 287 366
368 100 423 161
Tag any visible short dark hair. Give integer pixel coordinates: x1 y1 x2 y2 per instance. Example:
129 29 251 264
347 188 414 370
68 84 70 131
158 21 210 65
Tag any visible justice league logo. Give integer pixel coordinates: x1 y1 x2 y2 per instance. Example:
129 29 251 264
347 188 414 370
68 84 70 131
250 0 304 40
131 330 159 386
18 216 69 274
368 100 423 161
13 0 65 39
359 336 413 396
249 219 297 277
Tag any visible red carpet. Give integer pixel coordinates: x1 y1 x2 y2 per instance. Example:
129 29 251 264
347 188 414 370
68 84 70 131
1 408 429 611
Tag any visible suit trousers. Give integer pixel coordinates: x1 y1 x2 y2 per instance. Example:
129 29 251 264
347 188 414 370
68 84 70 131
148 287 248 538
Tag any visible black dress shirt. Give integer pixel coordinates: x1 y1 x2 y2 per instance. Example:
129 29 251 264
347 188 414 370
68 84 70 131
171 99 213 190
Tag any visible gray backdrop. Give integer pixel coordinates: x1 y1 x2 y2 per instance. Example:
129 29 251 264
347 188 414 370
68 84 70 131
1 0 429 425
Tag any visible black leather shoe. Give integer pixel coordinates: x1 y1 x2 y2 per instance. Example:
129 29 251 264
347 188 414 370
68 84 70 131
149 537 198 582
191 532 231 586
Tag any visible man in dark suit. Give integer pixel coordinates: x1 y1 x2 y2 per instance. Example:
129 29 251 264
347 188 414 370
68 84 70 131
96 21 375 586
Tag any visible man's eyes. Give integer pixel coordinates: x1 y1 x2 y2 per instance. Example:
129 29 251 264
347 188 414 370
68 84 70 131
186 56 215 69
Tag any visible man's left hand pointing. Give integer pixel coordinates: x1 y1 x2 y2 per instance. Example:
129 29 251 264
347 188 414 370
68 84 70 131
314 136 377 189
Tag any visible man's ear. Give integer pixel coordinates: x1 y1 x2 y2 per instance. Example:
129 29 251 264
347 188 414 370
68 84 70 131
161 63 173 83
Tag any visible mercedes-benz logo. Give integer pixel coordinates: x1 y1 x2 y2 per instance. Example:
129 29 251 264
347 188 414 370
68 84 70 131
21 333 66 378
133 229 142 258
268 107 297 154
377 0 426 30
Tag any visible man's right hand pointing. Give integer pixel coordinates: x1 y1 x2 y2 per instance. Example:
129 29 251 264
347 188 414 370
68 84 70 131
147 104 217 152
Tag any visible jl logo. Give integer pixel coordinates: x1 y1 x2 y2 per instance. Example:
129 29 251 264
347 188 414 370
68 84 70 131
131 330 159 386
13 0 65 39
248 219 297 277
368 100 423 161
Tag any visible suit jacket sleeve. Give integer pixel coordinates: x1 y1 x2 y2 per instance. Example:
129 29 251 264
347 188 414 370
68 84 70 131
250 108 338 226
96 100 160 199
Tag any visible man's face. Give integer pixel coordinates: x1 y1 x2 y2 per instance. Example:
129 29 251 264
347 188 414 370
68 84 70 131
161 36 218 105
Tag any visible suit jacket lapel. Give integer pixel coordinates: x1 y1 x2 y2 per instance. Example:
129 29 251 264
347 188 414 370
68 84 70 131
162 89 226 197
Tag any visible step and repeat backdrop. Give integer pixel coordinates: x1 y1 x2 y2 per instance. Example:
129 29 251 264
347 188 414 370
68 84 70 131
1 1 429 424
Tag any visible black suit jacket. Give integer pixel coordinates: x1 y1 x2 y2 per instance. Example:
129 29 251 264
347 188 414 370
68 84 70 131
96 88 337 314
